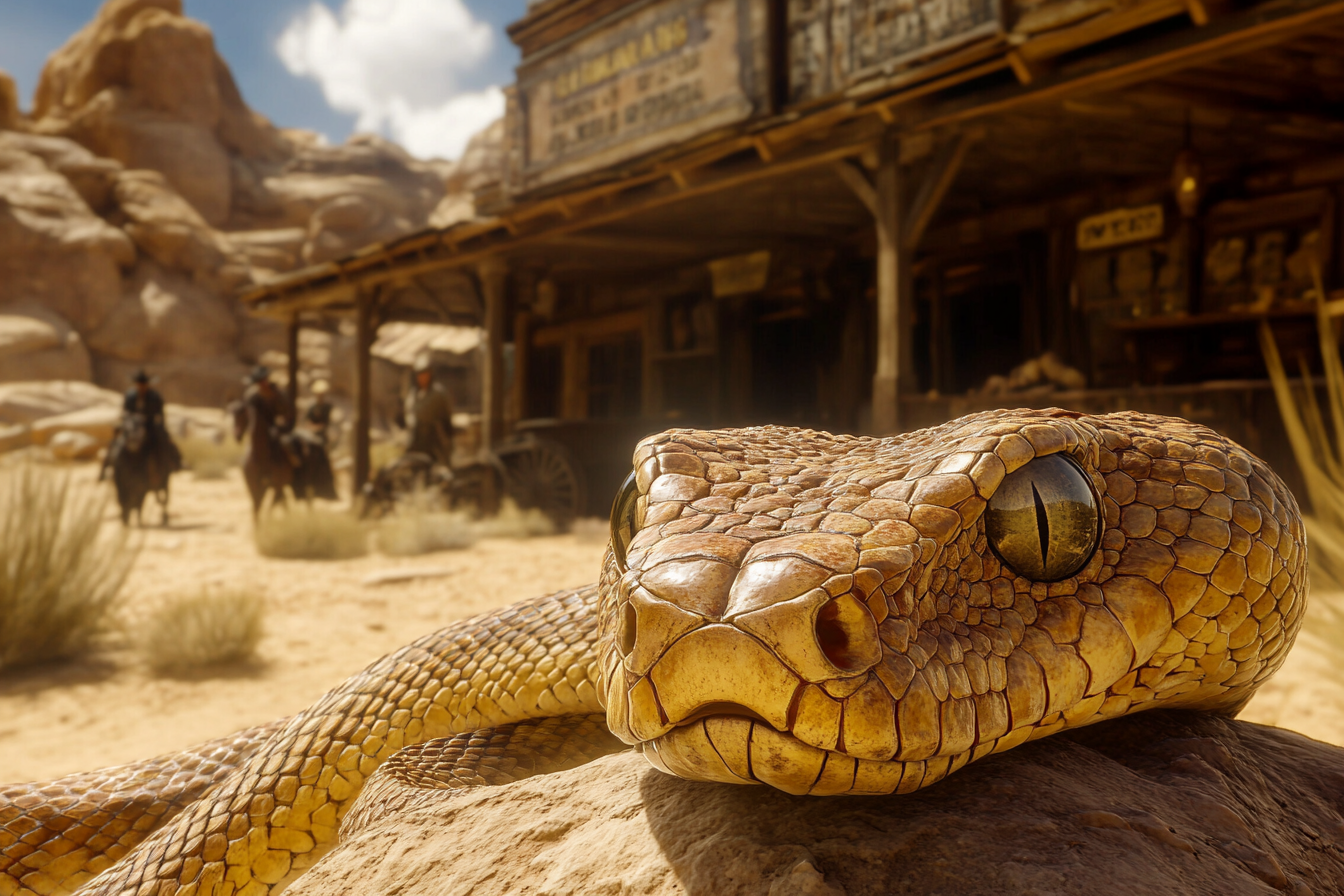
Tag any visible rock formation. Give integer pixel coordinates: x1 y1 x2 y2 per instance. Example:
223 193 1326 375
0 0 503 420
290 712 1344 896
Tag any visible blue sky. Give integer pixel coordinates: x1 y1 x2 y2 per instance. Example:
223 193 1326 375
0 0 529 159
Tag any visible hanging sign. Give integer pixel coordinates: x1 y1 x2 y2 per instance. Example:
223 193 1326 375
1076 204 1166 250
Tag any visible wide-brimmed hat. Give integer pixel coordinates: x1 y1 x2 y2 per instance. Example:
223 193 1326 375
412 354 433 373
131 369 152 384
311 378 330 395
244 365 271 385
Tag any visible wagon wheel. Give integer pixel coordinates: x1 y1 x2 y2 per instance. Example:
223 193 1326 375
500 437 585 530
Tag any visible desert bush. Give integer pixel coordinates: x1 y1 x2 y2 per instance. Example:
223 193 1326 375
254 504 368 560
142 588 265 672
0 465 137 670
1260 259 1344 588
178 436 244 480
377 492 477 556
472 499 556 540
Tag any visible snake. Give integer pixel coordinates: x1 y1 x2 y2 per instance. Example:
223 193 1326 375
0 409 1307 896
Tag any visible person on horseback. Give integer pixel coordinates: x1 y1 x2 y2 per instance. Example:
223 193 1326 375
243 365 298 464
102 369 181 481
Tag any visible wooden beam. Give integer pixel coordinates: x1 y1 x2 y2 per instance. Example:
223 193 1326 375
1185 0 1210 26
906 0 1344 132
832 160 880 219
244 135 881 317
904 129 981 250
353 289 373 493
1006 50 1034 85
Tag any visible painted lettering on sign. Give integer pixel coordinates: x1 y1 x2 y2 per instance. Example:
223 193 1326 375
1076 205 1166 251
788 0 1001 103
517 0 767 192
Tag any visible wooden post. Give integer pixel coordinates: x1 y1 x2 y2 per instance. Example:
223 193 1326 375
354 288 373 493
872 134 905 434
478 258 508 515
512 309 531 424
479 258 508 448
285 314 300 423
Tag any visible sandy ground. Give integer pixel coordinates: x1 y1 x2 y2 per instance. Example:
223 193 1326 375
0 464 1340 785
0 466 608 784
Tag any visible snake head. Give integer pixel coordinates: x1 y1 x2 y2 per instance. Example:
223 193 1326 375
595 410 1307 796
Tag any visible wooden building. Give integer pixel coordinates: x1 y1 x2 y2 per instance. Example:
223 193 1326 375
242 0 1344 511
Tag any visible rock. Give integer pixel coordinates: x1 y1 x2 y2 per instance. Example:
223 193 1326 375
92 354 248 408
0 381 120 425
47 429 102 460
0 142 133 333
0 307 93 383
31 405 120 447
87 260 239 363
164 403 230 441
111 170 249 293
227 227 306 274
0 424 30 454
0 71 19 131
443 117 504 196
29 0 265 224
0 131 124 213
290 713 1344 896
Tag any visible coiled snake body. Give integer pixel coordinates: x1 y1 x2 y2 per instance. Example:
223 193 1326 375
0 410 1307 895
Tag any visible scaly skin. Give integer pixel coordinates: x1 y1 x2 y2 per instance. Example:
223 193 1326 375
0 410 1307 895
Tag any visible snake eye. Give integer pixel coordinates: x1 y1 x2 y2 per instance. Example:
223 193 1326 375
985 453 1100 582
610 470 641 572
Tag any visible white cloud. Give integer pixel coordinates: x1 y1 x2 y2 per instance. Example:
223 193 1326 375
277 0 505 160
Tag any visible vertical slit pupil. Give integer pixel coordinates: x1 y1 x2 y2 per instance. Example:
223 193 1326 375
1031 481 1050 571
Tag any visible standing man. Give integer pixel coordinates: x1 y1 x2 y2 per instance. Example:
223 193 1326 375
403 355 455 468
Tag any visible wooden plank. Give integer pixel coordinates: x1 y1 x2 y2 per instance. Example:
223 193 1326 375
906 0 1344 132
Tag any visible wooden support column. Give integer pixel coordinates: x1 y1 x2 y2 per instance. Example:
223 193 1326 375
285 314 300 423
478 258 508 515
354 288 373 494
512 309 531 424
479 258 508 449
872 134 906 434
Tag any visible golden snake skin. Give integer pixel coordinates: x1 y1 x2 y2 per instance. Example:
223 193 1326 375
0 409 1307 895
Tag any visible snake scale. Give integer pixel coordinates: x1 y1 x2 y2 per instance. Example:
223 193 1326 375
0 409 1307 895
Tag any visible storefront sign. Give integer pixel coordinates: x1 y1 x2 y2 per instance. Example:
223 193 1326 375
709 250 771 297
517 0 767 192
1076 204 1165 251
789 0 1003 102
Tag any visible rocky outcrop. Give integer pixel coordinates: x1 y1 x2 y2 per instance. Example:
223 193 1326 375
0 307 93 383
291 712 1344 896
0 72 19 132
0 0 483 410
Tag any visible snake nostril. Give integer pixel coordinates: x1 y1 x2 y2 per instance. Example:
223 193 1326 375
619 602 638 657
815 600 863 673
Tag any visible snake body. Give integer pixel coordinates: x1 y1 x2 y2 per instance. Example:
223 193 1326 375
0 409 1307 895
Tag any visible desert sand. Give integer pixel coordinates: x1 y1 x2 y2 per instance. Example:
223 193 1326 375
0 464 1340 787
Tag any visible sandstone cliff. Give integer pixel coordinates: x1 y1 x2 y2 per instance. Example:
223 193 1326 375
0 0 501 412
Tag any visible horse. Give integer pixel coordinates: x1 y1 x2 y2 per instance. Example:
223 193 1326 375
103 412 171 526
230 399 337 514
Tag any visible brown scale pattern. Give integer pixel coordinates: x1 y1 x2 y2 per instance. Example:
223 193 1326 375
0 410 1308 895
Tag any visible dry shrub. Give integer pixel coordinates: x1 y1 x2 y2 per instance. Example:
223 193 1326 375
472 499 555 540
142 588 265 672
1260 259 1344 588
254 504 368 560
178 436 244 480
377 490 477 556
0 465 137 670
